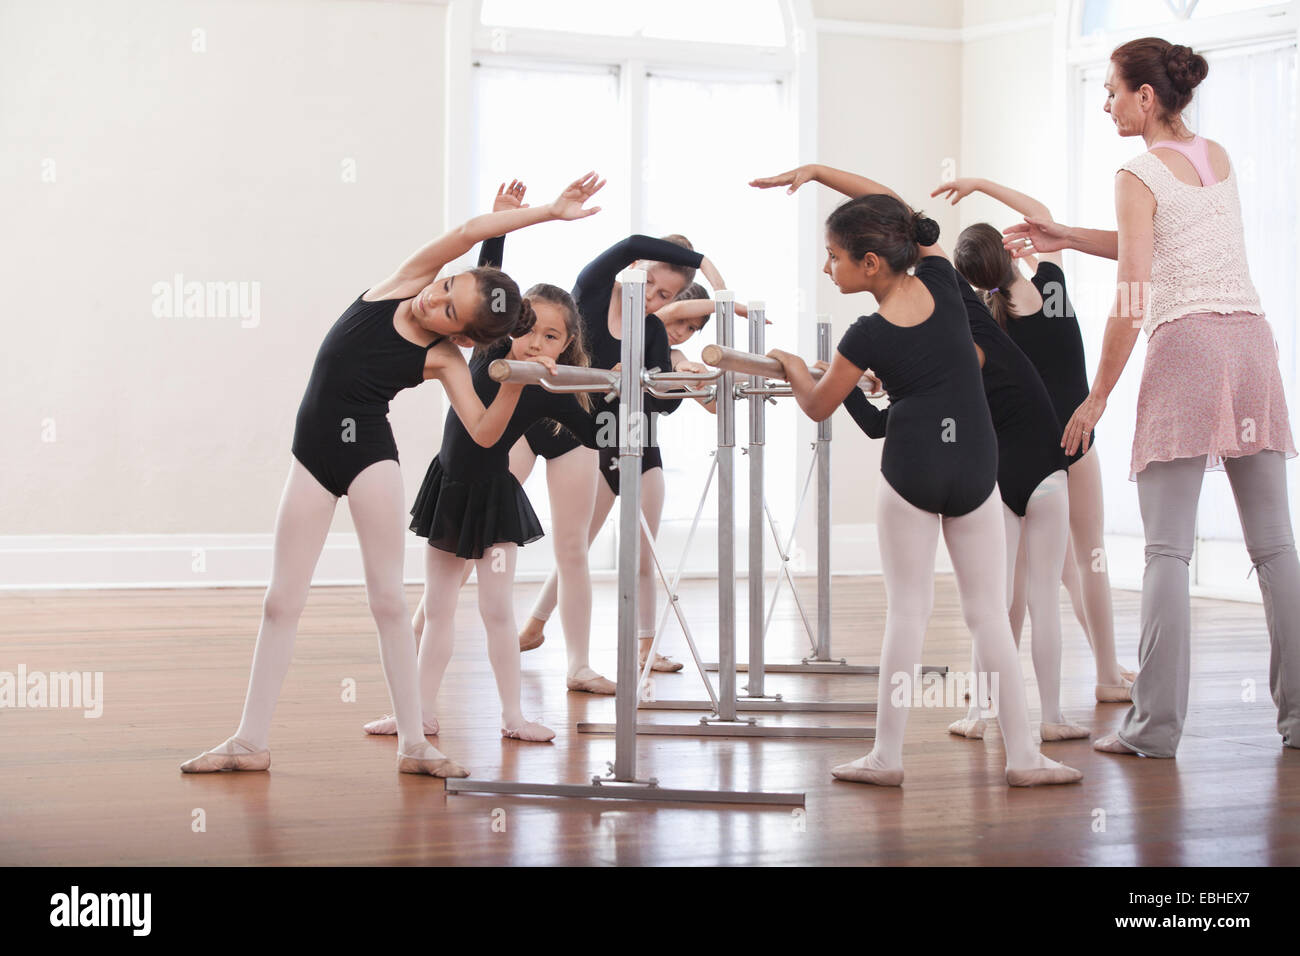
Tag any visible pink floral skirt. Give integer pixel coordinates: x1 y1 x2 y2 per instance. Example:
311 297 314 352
1131 311 1297 480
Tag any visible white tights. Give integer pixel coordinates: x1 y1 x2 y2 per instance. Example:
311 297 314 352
530 462 666 643
861 480 1060 774
418 542 531 728
1010 446 1125 685
230 459 439 760
967 471 1070 724
411 441 602 681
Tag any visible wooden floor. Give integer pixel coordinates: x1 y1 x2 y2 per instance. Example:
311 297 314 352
1 575 1297 866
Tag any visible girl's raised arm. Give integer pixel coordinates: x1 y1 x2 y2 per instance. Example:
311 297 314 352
370 173 604 298
752 163 945 259
931 177 1061 266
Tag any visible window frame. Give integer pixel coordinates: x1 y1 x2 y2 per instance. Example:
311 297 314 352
443 0 821 580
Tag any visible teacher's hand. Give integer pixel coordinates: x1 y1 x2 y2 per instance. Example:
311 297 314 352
1062 392 1106 457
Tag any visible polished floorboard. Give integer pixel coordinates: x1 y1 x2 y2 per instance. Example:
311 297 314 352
1 576 1296 866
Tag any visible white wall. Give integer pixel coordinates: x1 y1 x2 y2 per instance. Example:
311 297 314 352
0 0 449 534
1 0 450 583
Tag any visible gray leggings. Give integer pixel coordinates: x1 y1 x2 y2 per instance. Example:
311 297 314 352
1120 450 1300 756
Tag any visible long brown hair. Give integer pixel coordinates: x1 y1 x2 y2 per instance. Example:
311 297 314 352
1111 37 1209 121
524 283 594 415
954 223 1019 331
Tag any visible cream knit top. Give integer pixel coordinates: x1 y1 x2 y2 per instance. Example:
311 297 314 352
1118 149 1264 339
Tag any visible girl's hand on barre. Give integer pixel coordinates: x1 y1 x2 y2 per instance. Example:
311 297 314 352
493 179 528 212
765 348 805 380
549 172 605 221
530 355 559 377
750 164 819 195
674 359 710 376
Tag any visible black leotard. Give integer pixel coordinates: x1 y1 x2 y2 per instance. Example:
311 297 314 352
838 256 998 518
1003 261 1093 467
521 234 702 486
410 340 600 558
292 294 440 497
957 273 1068 517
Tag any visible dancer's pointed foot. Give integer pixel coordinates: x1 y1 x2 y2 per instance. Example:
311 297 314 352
1095 678 1134 703
1006 755 1083 787
947 717 986 739
502 720 555 742
180 736 270 773
1041 718 1091 741
1120 667 1138 683
519 618 546 652
363 714 440 736
1093 732 1139 755
831 752 903 787
566 673 616 695
397 742 468 777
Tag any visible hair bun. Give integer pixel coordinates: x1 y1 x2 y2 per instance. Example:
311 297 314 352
512 297 536 337
911 214 941 247
1164 43 1208 94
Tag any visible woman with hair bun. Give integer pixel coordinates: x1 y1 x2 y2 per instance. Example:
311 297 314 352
1006 37 1300 758
750 163 1082 788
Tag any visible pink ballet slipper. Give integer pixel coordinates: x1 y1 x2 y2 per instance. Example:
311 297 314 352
363 714 440 736
180 737 270 773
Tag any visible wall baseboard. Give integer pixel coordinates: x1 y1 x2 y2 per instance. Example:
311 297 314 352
0 529 1263 606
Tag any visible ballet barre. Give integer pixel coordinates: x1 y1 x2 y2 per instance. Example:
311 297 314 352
699 343 826 382
445 270 804 807
579 297 876 735
488 359 619 396
695 338 948 681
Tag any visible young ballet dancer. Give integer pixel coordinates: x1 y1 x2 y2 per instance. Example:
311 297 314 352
371 281 607 743
1006 38 1300 757
950 271 1087 741
933 175 1136 702
751 162 1082 787
179 171 604 778
360 187 614 750
516 235 729 675
830 190 1086 744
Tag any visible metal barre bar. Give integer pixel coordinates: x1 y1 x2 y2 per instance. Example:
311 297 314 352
488 359 618 391
701 344 825 382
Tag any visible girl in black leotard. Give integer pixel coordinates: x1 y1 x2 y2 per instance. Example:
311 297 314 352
362 281 607 742
752 162 1081 789
511 234 730 675
179 173 604 780
933 176 1134 703
839 267 1087 743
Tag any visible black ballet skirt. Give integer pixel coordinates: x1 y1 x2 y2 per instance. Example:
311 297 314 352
409 455 544 559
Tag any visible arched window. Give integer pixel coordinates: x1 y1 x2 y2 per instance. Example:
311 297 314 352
1079 0 1282 37
1067 0 1298 596
447 0 813 576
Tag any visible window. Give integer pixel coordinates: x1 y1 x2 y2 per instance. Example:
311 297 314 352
1080 0 1282 37
466 1 802 576
480 0 787 47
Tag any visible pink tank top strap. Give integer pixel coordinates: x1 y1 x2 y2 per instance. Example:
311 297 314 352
1148 135 1219 186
